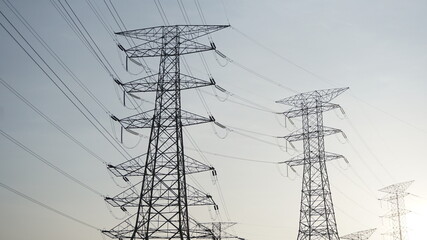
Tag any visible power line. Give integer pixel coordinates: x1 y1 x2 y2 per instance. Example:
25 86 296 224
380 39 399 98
0 78 106 165
232 26 338 87
52 0 153 113
345 116 396 182
232 26 427 135
0 129 103 197
215 50 298 94
0 181 100 230
3 0 110 115
186 147 277 165
0 7 131 160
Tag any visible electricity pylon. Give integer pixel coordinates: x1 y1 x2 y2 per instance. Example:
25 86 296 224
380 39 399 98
379 180 413 240
277 88 349 240
341 229 376 240
102 25 229 240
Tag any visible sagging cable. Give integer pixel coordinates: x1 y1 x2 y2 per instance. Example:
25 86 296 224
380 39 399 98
213 49 228 67
211 122 229 139
212 85 230 102
105 201 128 220
337 156 350 170
106 166 128 188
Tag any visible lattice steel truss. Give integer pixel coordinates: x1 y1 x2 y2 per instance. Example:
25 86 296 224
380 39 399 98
277 88 349 240
379 181 413 240
103 25 229 240
341 228 376 240
194 222 244 240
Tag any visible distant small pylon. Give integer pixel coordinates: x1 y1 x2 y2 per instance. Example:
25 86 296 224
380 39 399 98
379 180 413 240
341 228 376 240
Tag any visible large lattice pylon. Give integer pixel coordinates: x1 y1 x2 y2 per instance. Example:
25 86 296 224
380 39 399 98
102 25 229 240
341 228 376 240
277 88 349 240
379 180 413 240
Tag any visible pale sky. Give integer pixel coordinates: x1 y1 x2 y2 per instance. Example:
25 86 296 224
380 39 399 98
1 0 427 240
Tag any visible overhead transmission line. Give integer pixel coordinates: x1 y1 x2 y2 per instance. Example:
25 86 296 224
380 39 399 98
2 0 110 115
0 129 103 197
153 0 237 224
0 181 100 230
214 49 299 94
228 26 402 184
0 7 132 161
101 0 153 75
178 0 236 223
186 147 277 165
0 78 106 165
51 0 153 110
177 4 386 200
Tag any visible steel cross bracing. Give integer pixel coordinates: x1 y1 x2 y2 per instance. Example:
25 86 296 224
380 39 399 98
103 25 229 240
379 181 413 240
277 87 349 240
341 229 376 240
199 222 244 240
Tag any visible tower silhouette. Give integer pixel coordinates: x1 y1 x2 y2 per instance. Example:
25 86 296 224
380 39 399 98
277 88 348 240
380 180 413 240
103 25 229 240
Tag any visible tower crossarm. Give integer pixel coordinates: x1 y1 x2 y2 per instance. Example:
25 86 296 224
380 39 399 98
379 180 414 194
281 152 346 167
116 25 229 58
341 228 376 240
107 153 146 178
103 214 218 239
282 126 343 142
116 25 229 42
124 40 213 58
107 154 214 178
119 73 215 93
115 109 214 129
276 87 349 107
379 192 410 202
380 209 411 218
105 183 217 209
282 102 341 119
197 222 246 240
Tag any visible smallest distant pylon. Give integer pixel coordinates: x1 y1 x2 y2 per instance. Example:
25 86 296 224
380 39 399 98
379 180 414 240
341 228 376 240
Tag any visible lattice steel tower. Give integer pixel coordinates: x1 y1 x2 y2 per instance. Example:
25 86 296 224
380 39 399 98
379 180 413 240
277 88 349 240
341 229 376 240
102 25 229 240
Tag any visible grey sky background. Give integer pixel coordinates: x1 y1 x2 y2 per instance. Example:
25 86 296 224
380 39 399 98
0 0 427 239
